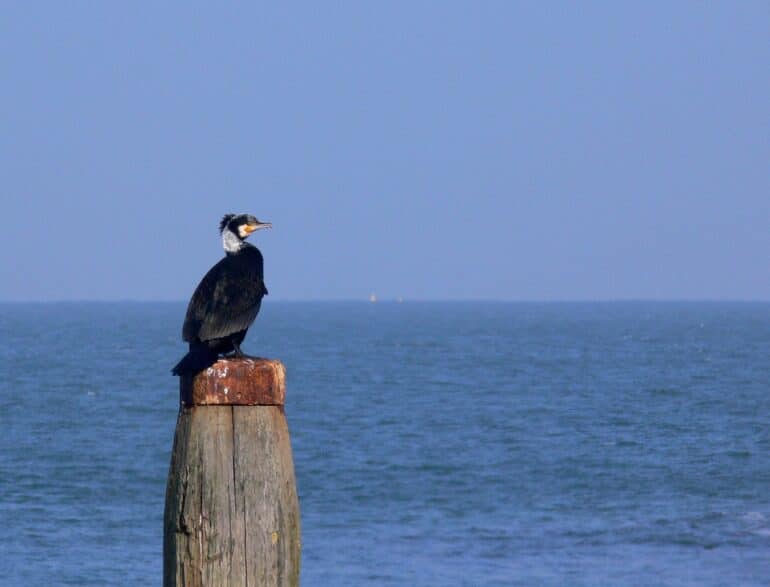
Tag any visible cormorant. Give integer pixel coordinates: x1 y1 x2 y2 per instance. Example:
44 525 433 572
171 213 271 376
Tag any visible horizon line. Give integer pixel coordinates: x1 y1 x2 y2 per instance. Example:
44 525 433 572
1 297 769 304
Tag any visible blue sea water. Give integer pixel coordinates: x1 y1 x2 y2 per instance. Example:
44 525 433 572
1 301 769 586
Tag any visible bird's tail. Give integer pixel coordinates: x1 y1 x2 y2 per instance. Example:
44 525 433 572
171 345 219 376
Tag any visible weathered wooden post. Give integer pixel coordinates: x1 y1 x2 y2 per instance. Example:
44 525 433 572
164 358 301 586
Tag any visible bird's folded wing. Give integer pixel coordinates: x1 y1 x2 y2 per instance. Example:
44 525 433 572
182 260 266 342
200 276 266 341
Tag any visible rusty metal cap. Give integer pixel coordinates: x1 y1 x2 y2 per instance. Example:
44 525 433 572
179 358 286 406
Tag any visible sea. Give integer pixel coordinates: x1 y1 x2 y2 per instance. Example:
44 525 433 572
1 301 768 586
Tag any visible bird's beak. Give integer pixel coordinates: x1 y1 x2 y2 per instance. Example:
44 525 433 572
244 221 272 234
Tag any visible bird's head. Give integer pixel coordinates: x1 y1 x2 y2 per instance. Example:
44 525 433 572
220 213 271 252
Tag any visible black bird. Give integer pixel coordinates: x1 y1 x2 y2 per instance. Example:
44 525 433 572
171 213 271 376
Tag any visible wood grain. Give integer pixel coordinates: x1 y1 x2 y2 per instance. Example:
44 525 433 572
164 360 300 586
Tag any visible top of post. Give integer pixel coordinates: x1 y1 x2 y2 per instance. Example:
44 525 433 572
179 357 286 407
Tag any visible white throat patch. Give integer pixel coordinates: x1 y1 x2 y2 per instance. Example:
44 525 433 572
222 229 243 253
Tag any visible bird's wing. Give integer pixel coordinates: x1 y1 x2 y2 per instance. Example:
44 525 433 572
182 261 222 342
197 276 264 341
182 258 266 342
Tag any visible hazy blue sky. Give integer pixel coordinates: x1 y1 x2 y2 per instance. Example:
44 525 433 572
1 2 768 301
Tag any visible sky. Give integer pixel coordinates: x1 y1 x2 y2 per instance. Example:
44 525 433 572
1 2 768 301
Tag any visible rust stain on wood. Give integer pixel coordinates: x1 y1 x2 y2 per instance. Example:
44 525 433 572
179 358 286 407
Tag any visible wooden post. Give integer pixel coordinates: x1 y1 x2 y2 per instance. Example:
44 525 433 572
163 358 301 587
